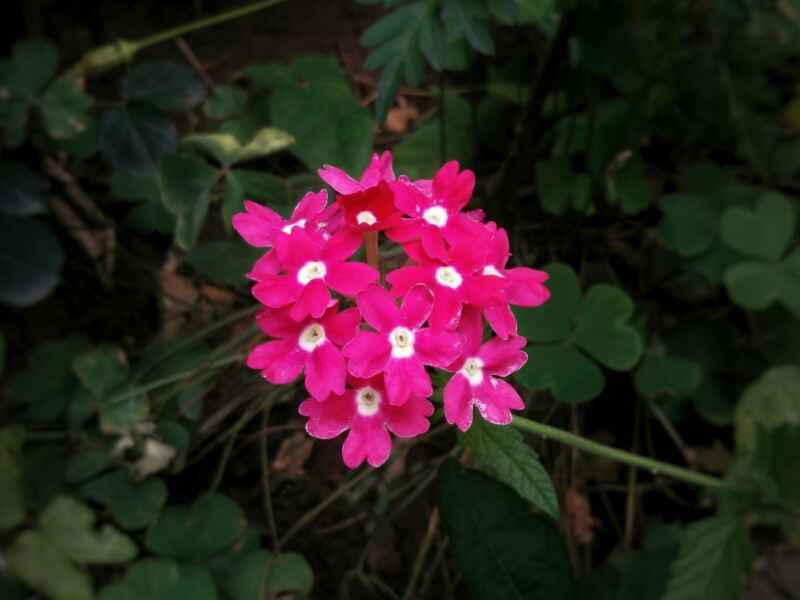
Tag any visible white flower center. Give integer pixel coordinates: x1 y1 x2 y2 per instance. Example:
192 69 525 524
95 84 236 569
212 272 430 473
435 266 463 289
282 218 307 234
482 265 504 277
422 205 448 228
389 326 415 359
356 211 377 226
297 260 327 285
461 357 484 386
298 323 326 352
355 386 382 417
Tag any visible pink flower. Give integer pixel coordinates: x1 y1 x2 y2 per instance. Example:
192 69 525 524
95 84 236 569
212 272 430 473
335 181 402 232
386 161 485 261
386 240 500 330
479 227 551 338
443 307 527 431
246 303 360 400
252 227 378 321
232 189 337 248
342 284 464 406
318 151 396 195
299 375 433 468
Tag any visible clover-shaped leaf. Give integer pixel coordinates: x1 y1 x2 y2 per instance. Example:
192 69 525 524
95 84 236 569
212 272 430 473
735 365 800 455
720 193 794 261
536 158 592 215
516 263 643 403
634 356 702 401
145 493 246 561
225 551 314 600
80 469 167 531
99 559 217 600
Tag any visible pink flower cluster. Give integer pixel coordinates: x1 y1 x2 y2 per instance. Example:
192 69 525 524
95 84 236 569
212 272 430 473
233 152 550 468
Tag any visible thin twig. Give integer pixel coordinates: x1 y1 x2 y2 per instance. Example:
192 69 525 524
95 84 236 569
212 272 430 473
260 405 281 552
175 36 214 88
402 508 440 600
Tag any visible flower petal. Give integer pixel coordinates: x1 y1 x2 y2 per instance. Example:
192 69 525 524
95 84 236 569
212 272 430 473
399 284 434 329
386 265 432 298
456 305 483 358
256 306 303 338
443 373 473 432
322 229 363 262
326 262 379 297
390 180 428 217
247 250 280 281
429 286 463 330
483 302 518 339
505 267 551 306
385 356 431 405
299 392 354 439
342 416 392 468
276 228 321 269
355 285 400 332
479 336 527 377
323 307 361 347
292 190 328 222
305 341 346 400
360 151 395 188
232 212 280 247
252 275 302 308
247 339 305 384
414 328 464 368
384 396 433 438
343 332 392 378
420 227 449 262
290 278 329 320
318 165 363 194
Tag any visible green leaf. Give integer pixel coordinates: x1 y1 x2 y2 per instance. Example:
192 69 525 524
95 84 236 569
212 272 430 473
516 263 581 343
607 157 652 214
437 459 576 600
268 57 373 174
65 449 112 484
99 103 177 174
393 93 475 180
442 0 495 55
662 516 752 600
536 158 592 215
159 154 220 250
720 192 794 261
182 133 245 166
635 356 702 400
6 531 93 600
39 77 93 140
614 525 680 600
225 551 314 599
723 261 783 310
517 344 605 404
236 127 294 163
121 62 206 112
0 160 49 216
38 495 138 563
574 285 643 370
0 214 64 307
224 171 290 225
0 97 29 147
204 85 247 119
0 426 26 531
99 559 218 600
99 392 149 435
657 194 720 257
145 493 246 561
9 335 91 423
464 418 559 519
750 425 800 511
80 469 167 530
735 365 800 455
73 346 129 399
11 39 58 96
186 240 262 286
22 444 66 512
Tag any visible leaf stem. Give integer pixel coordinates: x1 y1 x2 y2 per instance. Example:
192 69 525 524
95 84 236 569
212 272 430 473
365 231 380 272
511 415 725 489
259 404 281 552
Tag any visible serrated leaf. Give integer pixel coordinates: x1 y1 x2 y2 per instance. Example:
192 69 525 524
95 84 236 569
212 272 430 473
39 495 138 564
99 559 217 600
39 77 93 139
442 0 495 55
0 160 49 216
0 214 64 308
635 356 702 400
574 285 643 370
437 459 576 600
464 418 559 519
516 263 581 343
80 469 167 530
73 346 129 399
145 493 246 561
0 426 25 531
662 516 752 600
226 551 314 599
736 365 800 455
204 84 247 119
121 61 206 112
98 103 177 174
720 192 794 261
186 240 262 286
159 154 220 250
517 344 605 403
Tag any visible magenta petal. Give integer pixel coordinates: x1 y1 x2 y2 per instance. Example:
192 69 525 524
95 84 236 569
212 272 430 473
342 416 392 468
385 356 431 405
360 151 395 187
473 379 516 425
300 392 354 439
356 284 401 332
384 396 433 438
385 220 423 243
255 307 303 338
327 262 379 297
432 161 459 199
252 275 301 308
248 340 306 384
343 332 392 377
292 190 328 221
479 336 528 376
429 286 463 330
246 339 294 369
483 302 518 339
232 213 279 247
420 227 449 262
463 275 502 307
322 229 362 262
390 181 428 217
456 305 484 357
290 279 329 321
386 266 431 297
505 267 551 306
305 342 346 400
443 373 473 432
324 307 361 346
490 377 526 410
487 227 511 269
318 165 363 194
276 228 321 269
399 284 434 329
414 328 464 368
247 250 280 281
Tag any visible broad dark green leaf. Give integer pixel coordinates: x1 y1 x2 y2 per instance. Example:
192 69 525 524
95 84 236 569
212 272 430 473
735 365 800 455
80 469 167 530
516 263 581 343
11 39 58 96
442 0 495 55
186 240 262 286
65 449 112 484
159 154 220 250
517 344 605 404
39 77 93 140
0 215 64 307
22 444 66 512
750 425 800 512
73 346 129 400
121 62 206 112
720 192 794 261
634 356 702 400
225 551 314 599
0 161 48 216
98 103 177 174
437 460 576 600
99 559 218 600
537 158 592 215
204 84 247 119
464 418 559 519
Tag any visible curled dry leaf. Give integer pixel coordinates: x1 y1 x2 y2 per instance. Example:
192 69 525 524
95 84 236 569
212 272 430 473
271 430 314 477
564 488 597 545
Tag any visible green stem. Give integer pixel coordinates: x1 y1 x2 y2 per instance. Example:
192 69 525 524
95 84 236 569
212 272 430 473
511 415 725 489
132 0 290 52
110 354 245 404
